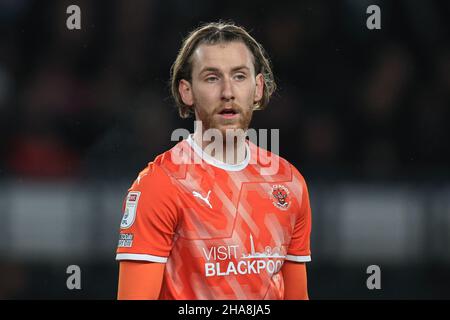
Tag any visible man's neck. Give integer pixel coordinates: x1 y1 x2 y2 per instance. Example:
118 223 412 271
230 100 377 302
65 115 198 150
193 129 247 165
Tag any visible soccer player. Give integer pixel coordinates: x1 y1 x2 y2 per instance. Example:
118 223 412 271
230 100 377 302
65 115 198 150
116 22 312 300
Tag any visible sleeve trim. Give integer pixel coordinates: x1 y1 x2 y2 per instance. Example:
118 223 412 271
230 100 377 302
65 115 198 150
285 255 311 262
116 253 168 263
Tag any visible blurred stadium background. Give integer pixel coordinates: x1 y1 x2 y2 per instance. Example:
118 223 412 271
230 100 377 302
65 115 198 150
0 0 449 299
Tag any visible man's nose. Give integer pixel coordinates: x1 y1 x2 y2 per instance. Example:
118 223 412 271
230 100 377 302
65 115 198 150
221 77 234 100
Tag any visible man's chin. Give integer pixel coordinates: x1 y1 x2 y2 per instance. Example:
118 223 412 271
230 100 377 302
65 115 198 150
200 117 251 138
216 125 248 139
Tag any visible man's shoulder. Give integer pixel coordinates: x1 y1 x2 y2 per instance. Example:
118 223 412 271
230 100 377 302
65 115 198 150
249 141 299 180
129 140 190 191
128 162 171 193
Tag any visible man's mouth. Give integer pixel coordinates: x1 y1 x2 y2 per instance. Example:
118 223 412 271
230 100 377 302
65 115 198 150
218 108 239 119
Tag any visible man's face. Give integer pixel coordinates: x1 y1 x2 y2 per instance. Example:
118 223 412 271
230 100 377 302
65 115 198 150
179 41 264 135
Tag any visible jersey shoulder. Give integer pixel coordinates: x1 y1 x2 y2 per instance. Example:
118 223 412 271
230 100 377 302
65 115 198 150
249 140 300 181
129 158 177 196
129 139 192 191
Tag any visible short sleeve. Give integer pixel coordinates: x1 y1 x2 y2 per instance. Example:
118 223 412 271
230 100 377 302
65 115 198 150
115 164 179 263
285 165 312 263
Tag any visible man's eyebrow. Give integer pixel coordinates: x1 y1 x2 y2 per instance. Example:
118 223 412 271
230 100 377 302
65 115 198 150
199 65 250 75
231 65 250 72
199 67 220 75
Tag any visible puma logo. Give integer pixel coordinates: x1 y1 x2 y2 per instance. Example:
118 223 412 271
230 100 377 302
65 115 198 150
192 190 212 209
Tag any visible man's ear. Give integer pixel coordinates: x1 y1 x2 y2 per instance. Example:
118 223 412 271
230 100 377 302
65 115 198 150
179 79 194 106
254 73 264 103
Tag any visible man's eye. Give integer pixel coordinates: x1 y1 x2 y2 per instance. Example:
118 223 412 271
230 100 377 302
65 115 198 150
206 76 219 82
234 74 246 80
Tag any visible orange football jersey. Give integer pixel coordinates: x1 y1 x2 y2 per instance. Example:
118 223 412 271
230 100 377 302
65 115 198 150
116 135 312 299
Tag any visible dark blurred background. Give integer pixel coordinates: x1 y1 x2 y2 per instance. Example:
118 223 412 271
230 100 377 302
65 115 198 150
0 0 449 299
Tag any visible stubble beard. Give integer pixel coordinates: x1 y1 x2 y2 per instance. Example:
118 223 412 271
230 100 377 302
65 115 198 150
195 103 254 139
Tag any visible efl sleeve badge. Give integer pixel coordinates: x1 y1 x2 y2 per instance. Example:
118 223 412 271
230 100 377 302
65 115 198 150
120 191 141 229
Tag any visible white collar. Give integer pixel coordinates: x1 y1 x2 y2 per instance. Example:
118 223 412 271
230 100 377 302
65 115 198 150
186 134 250 171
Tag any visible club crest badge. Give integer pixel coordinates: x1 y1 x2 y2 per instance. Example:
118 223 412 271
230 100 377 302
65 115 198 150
270 185 291 210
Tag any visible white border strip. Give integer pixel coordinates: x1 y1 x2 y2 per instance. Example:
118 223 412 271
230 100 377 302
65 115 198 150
186 134 250 171
285 255 311 262
116 253 168 263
